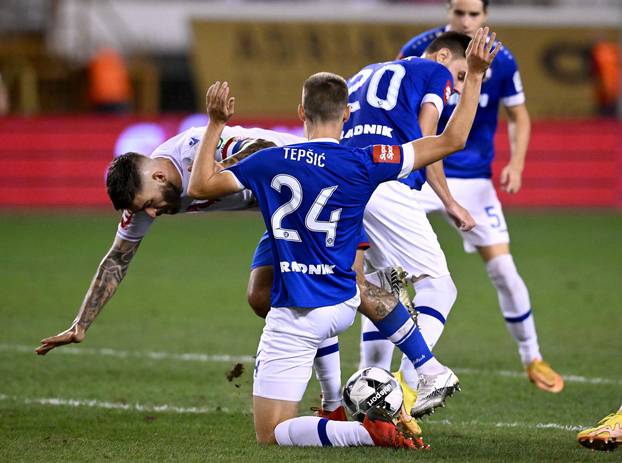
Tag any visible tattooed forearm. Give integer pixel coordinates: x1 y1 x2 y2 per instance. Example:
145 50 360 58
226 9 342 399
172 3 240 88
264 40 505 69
219 139 277 168
358 280 398 322
73 240 140 329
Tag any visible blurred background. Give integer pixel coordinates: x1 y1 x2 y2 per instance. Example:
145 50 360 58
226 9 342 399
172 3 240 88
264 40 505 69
0 0 620 209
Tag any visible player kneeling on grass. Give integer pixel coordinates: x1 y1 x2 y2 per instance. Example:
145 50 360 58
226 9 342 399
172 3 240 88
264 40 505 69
187 28 498 448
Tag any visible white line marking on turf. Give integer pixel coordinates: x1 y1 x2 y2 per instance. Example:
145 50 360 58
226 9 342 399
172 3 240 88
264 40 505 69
0 392 586 431
427 418 584 432
0 393 237 414
5 344 621 386
1 344 254 364
453 367 622 386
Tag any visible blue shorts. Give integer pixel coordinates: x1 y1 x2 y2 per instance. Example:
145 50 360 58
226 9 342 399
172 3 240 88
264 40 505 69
249 229 370 270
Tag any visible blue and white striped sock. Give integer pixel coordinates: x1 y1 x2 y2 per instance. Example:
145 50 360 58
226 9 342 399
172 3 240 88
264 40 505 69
275 417 374 447
372 301 434 369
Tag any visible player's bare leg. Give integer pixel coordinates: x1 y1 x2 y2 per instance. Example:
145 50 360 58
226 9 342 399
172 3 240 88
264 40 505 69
477 242 563 393
253 396 299 444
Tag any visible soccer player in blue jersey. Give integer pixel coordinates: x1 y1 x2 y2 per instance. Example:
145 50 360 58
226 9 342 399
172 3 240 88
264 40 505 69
343 32 478 417
398 0 564 393
188 28 498 449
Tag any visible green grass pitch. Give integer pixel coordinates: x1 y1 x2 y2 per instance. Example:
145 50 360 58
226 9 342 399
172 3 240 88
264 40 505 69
1 210 621 462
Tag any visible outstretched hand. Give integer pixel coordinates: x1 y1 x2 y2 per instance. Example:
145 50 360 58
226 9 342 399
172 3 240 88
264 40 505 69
465 27 500 76
206 81 235 125
35 323 85 356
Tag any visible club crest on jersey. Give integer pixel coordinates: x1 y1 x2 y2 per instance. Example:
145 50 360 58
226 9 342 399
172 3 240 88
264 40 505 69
372 145 401 164
444 80 452 103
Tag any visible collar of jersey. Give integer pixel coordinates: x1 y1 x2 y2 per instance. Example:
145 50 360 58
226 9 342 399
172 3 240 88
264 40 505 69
307 137 339 144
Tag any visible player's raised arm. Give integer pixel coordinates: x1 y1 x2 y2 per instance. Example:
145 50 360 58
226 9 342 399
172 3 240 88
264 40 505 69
35 236 141 355
408 28 500 170
188 82 243 200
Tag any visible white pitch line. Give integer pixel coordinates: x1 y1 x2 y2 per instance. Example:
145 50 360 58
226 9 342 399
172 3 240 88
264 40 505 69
453 367 622 386
4 344 621 386
0 393 236 414
426 418 585 432
0 344 254 364
0 393 586 431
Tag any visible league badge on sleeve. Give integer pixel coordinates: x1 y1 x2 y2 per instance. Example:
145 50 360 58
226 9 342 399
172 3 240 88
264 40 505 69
120 210 134 229
373 145 401 164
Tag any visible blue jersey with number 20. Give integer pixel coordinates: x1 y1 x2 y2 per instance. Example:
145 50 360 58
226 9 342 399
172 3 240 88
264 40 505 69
227 139 415 308
342 57 453 190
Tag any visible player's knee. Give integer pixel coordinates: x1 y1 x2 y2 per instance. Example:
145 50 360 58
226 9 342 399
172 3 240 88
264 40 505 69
415 274 458 305
255 428 277 445
486 254 517 290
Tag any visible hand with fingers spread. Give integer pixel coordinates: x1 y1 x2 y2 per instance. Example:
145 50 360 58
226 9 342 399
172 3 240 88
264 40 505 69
465 27 500 77
206 81 235 125
35 323 85 356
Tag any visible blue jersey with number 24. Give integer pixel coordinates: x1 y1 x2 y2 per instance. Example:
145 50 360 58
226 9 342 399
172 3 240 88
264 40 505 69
227 139 414 308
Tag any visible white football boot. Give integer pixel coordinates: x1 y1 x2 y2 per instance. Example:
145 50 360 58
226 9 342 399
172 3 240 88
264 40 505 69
410 367 460 418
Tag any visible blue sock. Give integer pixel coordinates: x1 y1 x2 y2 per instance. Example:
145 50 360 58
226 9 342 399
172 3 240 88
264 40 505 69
372 302 433 368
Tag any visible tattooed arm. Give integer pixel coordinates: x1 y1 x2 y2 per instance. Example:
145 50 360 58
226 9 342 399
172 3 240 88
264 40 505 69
219 139 276 169
352 248 398 322
35 236 140 355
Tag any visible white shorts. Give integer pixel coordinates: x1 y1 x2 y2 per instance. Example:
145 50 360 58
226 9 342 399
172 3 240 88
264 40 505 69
253 291 360 402
415 178 510 253
363 181 449 279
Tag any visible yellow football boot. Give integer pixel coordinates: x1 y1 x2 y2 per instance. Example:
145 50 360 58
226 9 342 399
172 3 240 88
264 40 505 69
577 408 622 451
526 359 564 393
393 370 421 436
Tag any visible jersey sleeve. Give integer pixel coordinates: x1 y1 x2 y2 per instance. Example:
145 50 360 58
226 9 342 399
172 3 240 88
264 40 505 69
499 49 526 107
362 143 416 186
421 64 453 117
399 37 428 59
224 154 257 191
115 210 154 242
357 227 370 251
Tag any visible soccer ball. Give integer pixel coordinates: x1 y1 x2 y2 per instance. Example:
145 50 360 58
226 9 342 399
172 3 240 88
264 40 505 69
342 367 403 422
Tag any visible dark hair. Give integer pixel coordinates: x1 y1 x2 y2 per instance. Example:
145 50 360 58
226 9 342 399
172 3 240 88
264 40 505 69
302 72 348 124
106 152 143 210
447 0 489 12
424 31 472 59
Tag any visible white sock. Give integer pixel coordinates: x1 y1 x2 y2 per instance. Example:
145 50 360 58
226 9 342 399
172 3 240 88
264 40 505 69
314 336 342 411
398 354 419 389
416 355 446 376
413 275 457 350
486 254 542 365
359 271 394 370
275 416 374 447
